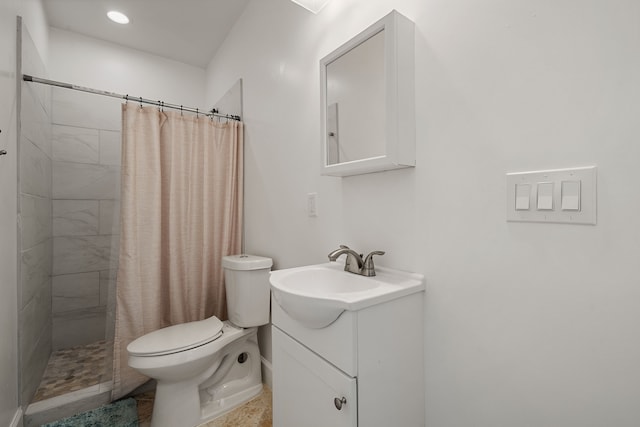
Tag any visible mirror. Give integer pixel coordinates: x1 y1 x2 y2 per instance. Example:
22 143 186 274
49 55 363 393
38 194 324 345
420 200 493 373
320 10 415 177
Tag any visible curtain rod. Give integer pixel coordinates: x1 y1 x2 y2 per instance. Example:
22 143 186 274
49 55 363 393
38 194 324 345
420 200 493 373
22 74 242 122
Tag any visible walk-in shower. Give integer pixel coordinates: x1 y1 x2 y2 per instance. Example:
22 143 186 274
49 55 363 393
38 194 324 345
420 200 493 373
18 19 122 425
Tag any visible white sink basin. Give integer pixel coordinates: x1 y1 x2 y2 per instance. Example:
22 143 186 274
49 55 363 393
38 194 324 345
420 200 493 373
270 262 424 328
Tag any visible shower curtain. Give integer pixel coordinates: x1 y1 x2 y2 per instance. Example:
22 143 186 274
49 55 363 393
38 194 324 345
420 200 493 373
112 104 243 399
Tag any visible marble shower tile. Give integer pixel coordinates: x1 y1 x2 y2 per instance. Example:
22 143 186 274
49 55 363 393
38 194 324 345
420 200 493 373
53 235 113 275
52 307 107 350
21 239 53 309
52 272 101 313
98 200 120 235
99 276 108 308
52 87 121 131
20 283 52 368
99 130 121 166
53 200 99 236
107 235 120 272
53 161 120 200
52 124 99 163
21 82 52 158
21 321 52 406
98 269 117 307
21 194 52 249
101 269 118 341
21 137 52 198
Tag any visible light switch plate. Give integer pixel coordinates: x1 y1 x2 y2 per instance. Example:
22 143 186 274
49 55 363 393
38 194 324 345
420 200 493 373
506 166 596 225
307 192 318 217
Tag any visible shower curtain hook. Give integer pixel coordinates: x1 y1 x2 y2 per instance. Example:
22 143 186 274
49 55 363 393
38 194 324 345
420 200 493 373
196 108 199 118
180 105 183 116
139 97 143 108
125 94 129 104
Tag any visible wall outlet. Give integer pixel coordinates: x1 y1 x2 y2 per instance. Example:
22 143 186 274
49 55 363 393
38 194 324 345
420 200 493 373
307 193 318 217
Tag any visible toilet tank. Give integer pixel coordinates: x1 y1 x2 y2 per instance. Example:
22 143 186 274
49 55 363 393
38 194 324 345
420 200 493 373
222 254 273 327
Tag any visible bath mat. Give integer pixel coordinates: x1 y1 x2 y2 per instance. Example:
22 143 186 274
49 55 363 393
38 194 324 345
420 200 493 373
42 398 138 427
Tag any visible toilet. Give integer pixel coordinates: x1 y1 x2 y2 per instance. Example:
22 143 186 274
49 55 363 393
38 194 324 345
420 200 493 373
127 254 273 427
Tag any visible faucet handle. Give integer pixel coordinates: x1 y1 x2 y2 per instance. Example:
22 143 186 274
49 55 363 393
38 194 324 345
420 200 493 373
364 250 385 260
362 251 385 277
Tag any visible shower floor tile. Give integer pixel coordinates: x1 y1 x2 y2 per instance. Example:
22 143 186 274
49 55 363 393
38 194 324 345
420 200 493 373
32 340 111 402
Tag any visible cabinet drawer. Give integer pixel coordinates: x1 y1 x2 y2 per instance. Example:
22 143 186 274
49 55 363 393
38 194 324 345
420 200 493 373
273 327 357 427
272 294 357 376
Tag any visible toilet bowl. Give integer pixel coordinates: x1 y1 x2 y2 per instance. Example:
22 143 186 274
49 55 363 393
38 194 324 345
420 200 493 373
127 254 273 427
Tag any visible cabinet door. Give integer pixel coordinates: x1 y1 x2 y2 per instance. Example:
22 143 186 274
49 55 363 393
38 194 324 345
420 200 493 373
273 326 357 427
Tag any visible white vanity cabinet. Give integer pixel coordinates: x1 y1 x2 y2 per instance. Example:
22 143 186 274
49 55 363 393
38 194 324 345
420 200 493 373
271 290 425 427
273 327 357 426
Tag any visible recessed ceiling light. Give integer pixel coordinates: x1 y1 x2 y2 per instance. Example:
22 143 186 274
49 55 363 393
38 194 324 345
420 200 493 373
107 10 129 24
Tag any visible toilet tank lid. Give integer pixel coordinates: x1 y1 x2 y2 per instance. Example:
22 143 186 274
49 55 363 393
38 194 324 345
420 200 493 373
222 254 273 270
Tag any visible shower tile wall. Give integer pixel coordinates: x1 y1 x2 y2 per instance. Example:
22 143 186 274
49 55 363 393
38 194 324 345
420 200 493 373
19 24 53 404
51 87 122 350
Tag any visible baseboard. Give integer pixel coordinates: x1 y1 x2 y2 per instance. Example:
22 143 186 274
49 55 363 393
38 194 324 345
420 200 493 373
261 356 272 389
10 407 23 427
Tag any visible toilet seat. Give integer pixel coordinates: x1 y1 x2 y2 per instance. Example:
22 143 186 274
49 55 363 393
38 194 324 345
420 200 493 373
128 316 224 357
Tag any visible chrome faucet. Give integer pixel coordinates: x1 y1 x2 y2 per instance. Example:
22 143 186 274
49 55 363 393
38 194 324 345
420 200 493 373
328 245 385 277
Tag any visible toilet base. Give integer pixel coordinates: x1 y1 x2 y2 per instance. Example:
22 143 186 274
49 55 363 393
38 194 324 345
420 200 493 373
146 324 263 427
200 382 263 423
151 382 263 427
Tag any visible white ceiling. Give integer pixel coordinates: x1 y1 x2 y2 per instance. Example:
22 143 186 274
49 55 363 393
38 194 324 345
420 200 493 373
43 0 251 68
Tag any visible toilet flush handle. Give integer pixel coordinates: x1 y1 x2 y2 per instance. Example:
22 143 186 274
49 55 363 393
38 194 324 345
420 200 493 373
334 396 347 410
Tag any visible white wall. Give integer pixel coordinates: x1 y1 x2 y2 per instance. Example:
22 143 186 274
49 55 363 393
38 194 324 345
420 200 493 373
206 0 640 425
205 0 345 272
19 0 49 65
49 28 206 109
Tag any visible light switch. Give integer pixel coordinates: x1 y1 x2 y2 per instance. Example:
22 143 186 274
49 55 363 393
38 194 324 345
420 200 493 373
561 180 581 211
515 184 531 210
537 182 554 210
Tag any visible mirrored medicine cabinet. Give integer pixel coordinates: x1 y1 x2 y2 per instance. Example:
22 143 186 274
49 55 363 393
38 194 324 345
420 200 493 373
320 10 415 177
